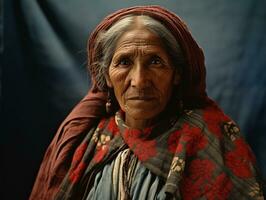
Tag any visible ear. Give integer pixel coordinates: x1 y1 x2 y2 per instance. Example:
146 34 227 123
105 73 113 88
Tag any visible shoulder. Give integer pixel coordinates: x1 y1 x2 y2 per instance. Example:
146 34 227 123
172 103 258 172
182 103 239 140
177 105 263 199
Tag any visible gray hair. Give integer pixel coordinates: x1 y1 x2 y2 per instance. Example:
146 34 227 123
93 15 185 90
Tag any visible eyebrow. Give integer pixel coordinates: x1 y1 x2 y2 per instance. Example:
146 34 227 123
113 48 167 59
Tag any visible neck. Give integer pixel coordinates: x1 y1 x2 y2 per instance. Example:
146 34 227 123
125 115 154 129
123 99 180 129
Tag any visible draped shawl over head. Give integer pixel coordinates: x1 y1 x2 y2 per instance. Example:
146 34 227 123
30 5 262 200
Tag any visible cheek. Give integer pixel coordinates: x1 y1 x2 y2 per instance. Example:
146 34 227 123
109 68 126 83
159 83 174 106
109 68 129 105
109 65 130 88
154 71 175 99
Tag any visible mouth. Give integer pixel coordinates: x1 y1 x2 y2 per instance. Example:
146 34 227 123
126 96 156 101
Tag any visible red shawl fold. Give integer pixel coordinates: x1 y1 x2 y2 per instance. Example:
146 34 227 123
30 90 107 200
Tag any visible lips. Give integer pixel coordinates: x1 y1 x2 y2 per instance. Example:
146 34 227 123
126 96 156 101
125 89 157 101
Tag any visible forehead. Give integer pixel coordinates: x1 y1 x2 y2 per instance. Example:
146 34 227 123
114 28 165 52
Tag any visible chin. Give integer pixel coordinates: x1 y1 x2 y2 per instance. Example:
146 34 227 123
125 107 162 120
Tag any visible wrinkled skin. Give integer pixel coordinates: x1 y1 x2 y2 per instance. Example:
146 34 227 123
106 23 180 129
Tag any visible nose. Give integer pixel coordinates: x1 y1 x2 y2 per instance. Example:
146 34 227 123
130 62 150 89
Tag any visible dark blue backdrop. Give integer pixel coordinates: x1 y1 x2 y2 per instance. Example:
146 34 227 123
2 0 266 199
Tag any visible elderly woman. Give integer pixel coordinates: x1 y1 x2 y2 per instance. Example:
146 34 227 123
30 5 264 200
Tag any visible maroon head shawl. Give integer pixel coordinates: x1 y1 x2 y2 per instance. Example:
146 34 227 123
30 5 251 200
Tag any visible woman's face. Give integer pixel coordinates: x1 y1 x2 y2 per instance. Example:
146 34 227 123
106 27 179 124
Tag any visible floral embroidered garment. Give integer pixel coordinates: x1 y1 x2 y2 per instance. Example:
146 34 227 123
55 104 264 200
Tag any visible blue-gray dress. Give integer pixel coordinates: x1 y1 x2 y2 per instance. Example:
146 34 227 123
86 149 169 200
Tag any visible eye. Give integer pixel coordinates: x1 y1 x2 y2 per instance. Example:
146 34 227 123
114 57 132 67
120 59 131 65
151 59 161 64
150 56 164 65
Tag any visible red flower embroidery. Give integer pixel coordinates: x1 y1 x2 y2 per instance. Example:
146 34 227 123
225 138 255 178
106 117 119 136
188 159 216 182
98 118 106 129
72 142 88 163
181 159 216 199
203 106 228 138
93 145 109 163
68 142 88 183
69 161 87 183
168 130 182 153
181 178 202 200
167 123 207 156
124 129 157 161
143 127 153 136
205 173 233 200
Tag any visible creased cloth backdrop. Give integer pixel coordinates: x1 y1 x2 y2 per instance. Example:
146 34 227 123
2 0 266 199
